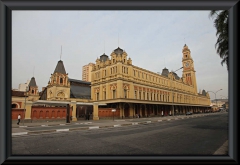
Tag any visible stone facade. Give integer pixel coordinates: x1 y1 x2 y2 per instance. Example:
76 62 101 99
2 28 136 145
91 45 211 117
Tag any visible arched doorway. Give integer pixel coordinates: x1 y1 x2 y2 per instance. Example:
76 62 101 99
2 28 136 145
123 103 130 118
141 104 145 117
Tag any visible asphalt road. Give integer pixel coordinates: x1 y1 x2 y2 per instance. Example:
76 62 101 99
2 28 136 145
12 113 228 155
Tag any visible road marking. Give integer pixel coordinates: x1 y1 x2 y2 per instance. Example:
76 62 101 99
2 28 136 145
146 121 151 123
60 124 65 125
41 125 48 126
167 119 171 121
158 120 162 122
132 122 138 125
114 124 121 127
12 132 28 136
175 118 178 120
56 129 69 132
115 120 125 122
89 126 99 129
19 126 27 127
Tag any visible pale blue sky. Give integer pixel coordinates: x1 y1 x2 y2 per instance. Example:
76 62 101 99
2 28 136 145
12 10 228 100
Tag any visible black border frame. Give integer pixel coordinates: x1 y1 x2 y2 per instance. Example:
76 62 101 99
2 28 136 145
0 0 238 164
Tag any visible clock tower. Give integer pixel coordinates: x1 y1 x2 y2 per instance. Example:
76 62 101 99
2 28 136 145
182 44 198 94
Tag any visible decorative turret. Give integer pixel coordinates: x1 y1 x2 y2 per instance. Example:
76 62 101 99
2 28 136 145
47 59 70 100
27 77 39 101
48 60 70 87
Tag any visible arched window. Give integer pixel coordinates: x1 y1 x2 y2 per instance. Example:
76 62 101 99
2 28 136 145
32 89 34 94
60 78 63 84
12 104 17 108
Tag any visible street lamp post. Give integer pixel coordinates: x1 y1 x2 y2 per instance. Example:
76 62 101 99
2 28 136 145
208 89 222 109
23 85 29 126
171 67 183 116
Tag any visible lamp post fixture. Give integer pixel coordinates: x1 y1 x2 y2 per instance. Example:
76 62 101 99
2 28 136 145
208 89 222 109
23 85 29 126
220 95 228 99
171 67 183 116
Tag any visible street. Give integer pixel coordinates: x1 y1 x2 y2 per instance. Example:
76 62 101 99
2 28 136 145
12 113 228 155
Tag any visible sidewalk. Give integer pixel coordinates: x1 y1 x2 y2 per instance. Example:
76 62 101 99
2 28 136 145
12 113 212 135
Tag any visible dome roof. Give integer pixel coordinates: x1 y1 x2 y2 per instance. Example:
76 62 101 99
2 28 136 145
114 47 124 55
161 67 169 77
100 53 108 62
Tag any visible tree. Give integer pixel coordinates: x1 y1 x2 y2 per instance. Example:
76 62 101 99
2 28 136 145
209 10 229 70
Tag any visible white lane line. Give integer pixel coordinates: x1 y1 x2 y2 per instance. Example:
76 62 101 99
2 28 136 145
146 121 151 123
41 125 48 126
89 126 99 129
56 129 69 132
12 132 28 136
132 122 138 125
60 124 65 125
114 124 121 127
158 120 162 122
19 126 28 127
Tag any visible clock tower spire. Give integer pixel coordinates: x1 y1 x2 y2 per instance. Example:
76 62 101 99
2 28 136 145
182 44 198 94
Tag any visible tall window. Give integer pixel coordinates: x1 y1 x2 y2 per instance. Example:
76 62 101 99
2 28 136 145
147 93 149 100
97 93 99 101
143 92 145 100
60 78 63 84
104 91 106 100
124 89 127 98
139 91 141 99
134 91 137 99
113 90 116 99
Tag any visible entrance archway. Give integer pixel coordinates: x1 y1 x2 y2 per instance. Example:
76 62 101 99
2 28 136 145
123 103 130 117
141 104 145 117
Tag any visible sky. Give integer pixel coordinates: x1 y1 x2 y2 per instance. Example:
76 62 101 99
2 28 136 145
12 10 228 101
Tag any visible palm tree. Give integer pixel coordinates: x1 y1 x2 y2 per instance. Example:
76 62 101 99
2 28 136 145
209 10 229 70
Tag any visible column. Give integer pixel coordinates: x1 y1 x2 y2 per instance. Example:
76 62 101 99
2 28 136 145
93 102 99 120
25 101 33 120
71 101 77 121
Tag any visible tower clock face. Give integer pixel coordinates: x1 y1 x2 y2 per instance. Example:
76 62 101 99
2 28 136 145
185 62 190 67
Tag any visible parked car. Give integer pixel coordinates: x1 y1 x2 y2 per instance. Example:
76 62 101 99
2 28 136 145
186 112 192 115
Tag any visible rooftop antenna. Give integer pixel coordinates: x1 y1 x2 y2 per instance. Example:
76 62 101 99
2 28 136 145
118 32 119 47
33 66 35 77
104 40 105 53
164 58 166 68
184 37 186 44
60 45 62 60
